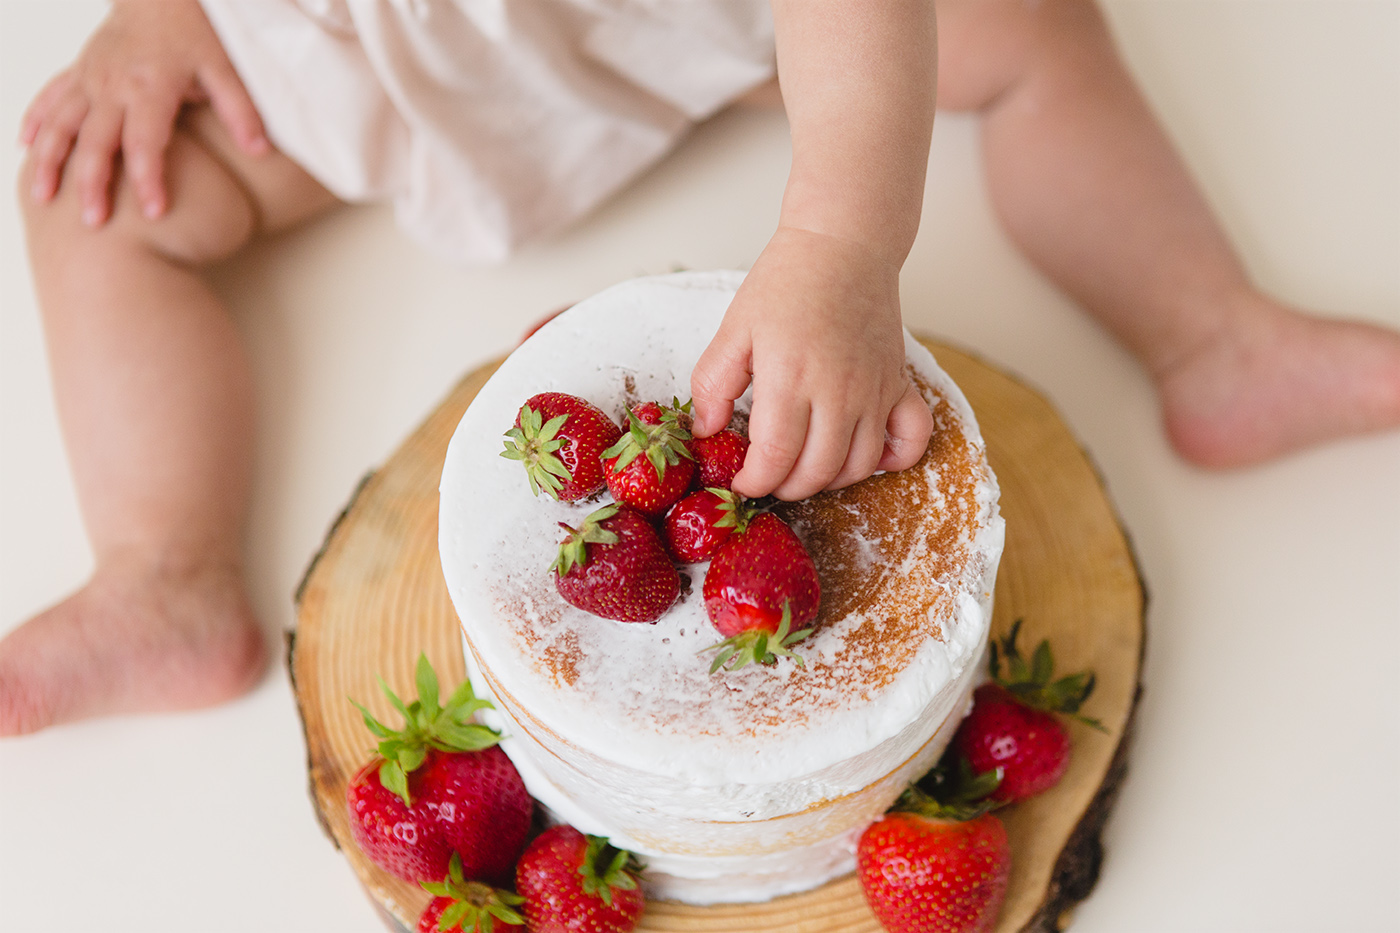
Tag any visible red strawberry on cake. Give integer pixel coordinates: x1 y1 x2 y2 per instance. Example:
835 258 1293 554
501 392 621 501
516 825 645 933
346 655 533 883
701 510 820 671
602 400 696 516
553 503 680 623
661 487 743 562
688 427 749 490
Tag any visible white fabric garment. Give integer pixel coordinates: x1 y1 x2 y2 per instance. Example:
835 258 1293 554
199 0 776 264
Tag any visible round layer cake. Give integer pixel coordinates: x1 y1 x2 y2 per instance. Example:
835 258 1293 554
438 270 1004 904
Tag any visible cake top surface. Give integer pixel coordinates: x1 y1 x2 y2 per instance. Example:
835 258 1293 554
439 271 1002 784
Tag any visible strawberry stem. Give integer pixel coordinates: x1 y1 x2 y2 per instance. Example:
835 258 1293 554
350 654 501 807
421 852 525 932
990 619 1107 731
579 835 644 907
702 602 813 673
707 487 750 532
602 401 694 482
552 504 621 576
500 405 573 498
900 757 1004 821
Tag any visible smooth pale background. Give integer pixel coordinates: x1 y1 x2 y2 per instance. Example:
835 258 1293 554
1 1 1397 931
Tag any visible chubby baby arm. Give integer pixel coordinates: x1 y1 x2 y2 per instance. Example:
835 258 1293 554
690 0 939 500
21 0 267 225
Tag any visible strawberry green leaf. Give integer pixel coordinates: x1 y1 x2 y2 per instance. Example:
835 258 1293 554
604 405 693 480
416 654 441 721
552 505 621 575
707 488 747 529
379 759 412 807
989 618 1105 728
443 678 493 722
1031 639 1053 685
903 757 1004 821
396 744 427 775
702 602 812 672
421 855 526 933
500 407 575 499
646 445 668 482
707 643 739 674
579 835 643 907
539 412 568 437
351 699 396 739
432 722 503 752
380 675 413 723
350 658 503 796
608 444 642 473
439 901 470 931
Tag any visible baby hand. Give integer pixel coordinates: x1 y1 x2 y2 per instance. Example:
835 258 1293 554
20 0 267 225
691 227 934 501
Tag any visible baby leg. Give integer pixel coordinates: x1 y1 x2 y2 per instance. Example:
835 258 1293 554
1 109 337 735
935 0 1400 467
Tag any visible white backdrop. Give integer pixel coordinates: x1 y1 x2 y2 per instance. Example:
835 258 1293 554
2 2 1397 931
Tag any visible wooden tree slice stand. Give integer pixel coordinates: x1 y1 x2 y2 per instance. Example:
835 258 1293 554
291 338 1146 933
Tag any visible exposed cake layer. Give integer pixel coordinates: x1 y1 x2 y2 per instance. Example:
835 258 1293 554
438 270 1003 903
461 645 980 903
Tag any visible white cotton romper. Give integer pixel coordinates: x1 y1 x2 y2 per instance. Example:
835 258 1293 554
198 0 777 264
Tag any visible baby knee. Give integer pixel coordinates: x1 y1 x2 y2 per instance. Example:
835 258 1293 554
115 134 259 266
16 133 258 268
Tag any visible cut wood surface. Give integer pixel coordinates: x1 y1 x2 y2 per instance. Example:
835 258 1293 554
290 338 1146 933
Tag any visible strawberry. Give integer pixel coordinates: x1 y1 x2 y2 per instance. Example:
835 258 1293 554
951 684 1071 804
661 488 743 562
516 825 645 933
346 655 533 883
553 504 680 623
701 511 820 671
857 782 1010 933
602 400 696 516
951 620 1104 803
418 853 525 933
688 427 749 490
501 393 621 501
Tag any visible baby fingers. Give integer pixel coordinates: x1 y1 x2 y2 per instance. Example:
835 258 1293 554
769 410 862 501
878 382 935 472
690 327 752 438
72 101 125 225
19 70 74 147
732 395 810 500
826 416 889 491
27 90 89 203
199 60 268 157
122 90 184 218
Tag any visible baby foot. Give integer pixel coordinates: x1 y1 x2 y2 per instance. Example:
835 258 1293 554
0 555 267 735
1157 296 1400 469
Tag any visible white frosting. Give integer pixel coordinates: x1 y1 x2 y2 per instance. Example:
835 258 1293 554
439 270 1003 904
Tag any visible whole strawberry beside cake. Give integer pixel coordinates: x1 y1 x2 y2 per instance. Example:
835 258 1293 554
438 270 1004 905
